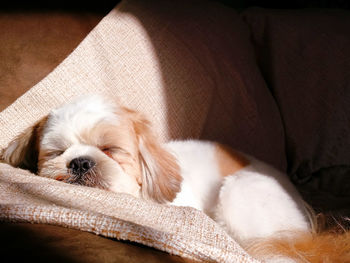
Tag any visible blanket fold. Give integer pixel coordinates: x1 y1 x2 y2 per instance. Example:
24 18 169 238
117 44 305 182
0 163 258 262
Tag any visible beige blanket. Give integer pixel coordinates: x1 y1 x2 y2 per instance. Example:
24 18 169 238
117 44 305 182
0 163 258 262
0 0 286 262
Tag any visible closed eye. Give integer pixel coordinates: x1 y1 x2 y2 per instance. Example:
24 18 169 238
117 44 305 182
100 146 125 156
46 150 64 159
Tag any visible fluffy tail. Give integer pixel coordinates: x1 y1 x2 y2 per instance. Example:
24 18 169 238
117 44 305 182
245 216 350 263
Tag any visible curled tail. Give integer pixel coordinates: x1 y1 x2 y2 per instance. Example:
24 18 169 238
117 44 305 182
245 216 350 263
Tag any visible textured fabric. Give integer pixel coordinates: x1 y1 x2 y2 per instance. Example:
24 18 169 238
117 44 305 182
0 163 259 263
0 0 211 151
0 0 286 170
0 0 284 262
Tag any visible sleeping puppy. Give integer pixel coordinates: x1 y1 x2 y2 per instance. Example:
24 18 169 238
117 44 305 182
1 95 348 262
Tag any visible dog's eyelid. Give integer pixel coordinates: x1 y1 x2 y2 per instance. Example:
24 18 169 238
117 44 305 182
100 146 120 151
100 146 127 155
46 150 64 158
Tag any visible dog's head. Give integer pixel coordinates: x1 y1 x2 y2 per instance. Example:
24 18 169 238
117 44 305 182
1 95 181 202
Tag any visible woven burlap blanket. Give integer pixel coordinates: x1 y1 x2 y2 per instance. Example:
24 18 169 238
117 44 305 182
0 0 274 262
0 162 259 262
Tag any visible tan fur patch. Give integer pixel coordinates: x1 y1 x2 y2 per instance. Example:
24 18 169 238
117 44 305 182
2 116 48 173
245 230 350 263
215 144 249 177
79 118 143 185
124 107 182 203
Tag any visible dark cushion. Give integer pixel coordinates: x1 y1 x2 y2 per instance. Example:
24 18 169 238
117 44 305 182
242 8 350 214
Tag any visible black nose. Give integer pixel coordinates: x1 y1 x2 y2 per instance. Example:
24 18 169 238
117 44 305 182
68 157 95 176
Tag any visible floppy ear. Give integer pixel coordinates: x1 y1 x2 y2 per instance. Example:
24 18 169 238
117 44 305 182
0 116 47 173
124 108 182 203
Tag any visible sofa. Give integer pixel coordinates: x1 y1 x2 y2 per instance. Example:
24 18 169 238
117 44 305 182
1 0 349 262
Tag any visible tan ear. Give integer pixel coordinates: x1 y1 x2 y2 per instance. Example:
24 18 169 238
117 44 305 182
124 108 182 203
0 116 47 173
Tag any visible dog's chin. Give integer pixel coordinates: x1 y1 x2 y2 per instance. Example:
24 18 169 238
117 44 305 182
56 168 110 190
40 164 111 190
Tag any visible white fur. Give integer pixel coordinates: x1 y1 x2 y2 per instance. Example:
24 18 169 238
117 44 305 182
41 95 120 151
167 140 310 245
44 96 310 242
168 141 223 216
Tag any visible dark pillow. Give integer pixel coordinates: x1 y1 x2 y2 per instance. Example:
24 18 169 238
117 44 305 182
242 8 350 214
